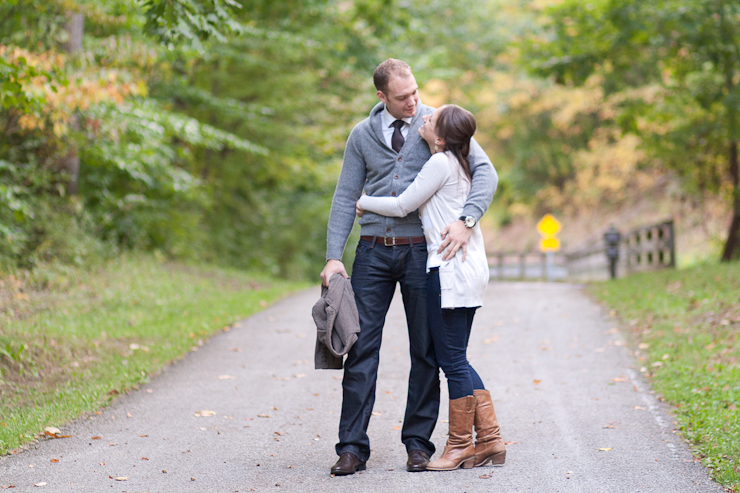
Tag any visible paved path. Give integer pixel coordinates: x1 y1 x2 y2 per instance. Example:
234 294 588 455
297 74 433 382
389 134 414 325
0 282 723 492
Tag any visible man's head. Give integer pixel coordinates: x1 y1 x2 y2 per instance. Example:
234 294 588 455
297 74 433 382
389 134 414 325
374 59 419 120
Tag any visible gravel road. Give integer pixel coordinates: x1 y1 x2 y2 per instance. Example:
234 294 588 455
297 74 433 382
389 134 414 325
0 282 724 492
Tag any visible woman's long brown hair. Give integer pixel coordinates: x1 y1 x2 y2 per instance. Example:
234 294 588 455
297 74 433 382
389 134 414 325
435 104 477 181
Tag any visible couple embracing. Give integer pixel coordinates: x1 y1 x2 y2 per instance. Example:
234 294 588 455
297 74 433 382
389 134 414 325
320 58 505 475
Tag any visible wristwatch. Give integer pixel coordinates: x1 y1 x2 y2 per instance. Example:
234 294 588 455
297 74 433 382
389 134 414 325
459 215 476 228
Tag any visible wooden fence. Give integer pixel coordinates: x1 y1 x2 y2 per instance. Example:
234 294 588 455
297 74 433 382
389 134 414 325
488 219 676 281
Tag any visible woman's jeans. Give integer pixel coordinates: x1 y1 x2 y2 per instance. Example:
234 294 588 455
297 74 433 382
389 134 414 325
427 268 485 400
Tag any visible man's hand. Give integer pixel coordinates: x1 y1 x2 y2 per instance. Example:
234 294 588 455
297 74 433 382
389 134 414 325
355 200 364 217
320 259 349 287
437 220 472 261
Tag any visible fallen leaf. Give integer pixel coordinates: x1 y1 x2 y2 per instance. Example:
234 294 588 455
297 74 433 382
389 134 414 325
139 434 148 437
34 483 47 487
482 336 499 344
720 319 730 326
218 375 236 380
195 410 217 417
638 343 650 350
44 427 61 436
50 459 59 463
533 380 542 385
257 414 273 418
142 457 149 460
603 425 616 429
129 343 140 350
127 412 132 418
504 441 519 445
651 362 663 367
293 374 306 378
611 377 627 382
598 447 613 451
114 477 129 481
371 411 382 416
634 406 647 410
91 436 101 440
229 347 241 352
479 474 492 479
393 426 401 430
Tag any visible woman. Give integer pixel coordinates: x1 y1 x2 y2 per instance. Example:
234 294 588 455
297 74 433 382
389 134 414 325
356 104 505 471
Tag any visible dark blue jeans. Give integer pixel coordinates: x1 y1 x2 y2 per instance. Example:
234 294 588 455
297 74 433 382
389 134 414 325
336 238 440 462
427 268 485 400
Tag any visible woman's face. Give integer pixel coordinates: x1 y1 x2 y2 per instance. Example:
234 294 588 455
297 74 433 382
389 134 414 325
418 106 444 151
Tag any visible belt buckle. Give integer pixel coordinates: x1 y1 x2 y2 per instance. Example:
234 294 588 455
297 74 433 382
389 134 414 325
384 236 396 246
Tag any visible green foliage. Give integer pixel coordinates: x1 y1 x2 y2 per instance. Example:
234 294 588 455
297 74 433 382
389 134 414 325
141 0 243 51
522 0 740 255
591 262 740 491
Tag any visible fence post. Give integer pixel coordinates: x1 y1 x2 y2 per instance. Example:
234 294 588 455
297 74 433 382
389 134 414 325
667 220 676 267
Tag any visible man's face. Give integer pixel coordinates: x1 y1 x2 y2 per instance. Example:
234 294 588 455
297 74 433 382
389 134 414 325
378 74 419 119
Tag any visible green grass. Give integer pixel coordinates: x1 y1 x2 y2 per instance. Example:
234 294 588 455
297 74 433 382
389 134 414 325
589 262 740 491
0 254 309 454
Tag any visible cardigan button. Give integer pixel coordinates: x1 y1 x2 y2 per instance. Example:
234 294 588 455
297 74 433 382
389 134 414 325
394 175 399 179
391 192 396 196
397 157 402 161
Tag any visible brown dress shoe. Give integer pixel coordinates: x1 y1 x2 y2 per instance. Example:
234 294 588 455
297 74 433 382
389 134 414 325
406 450 430 472
330 452 366 476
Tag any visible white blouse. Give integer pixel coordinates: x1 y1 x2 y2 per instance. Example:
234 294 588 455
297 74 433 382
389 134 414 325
358 151 489 308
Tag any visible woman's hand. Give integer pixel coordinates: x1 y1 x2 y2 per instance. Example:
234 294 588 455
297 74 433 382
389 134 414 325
356 200 364 217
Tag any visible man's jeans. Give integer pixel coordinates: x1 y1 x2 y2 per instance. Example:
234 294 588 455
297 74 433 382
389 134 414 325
427 268 485 400
336 238 439 462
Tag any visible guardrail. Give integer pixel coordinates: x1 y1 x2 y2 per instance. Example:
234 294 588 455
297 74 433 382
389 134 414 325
488 219 676 282
488 252 568 280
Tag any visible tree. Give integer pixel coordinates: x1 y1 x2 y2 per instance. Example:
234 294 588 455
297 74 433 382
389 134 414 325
523 0 740 260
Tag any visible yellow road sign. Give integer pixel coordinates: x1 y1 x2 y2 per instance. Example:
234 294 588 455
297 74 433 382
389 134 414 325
537 214 561 237
540 237 560 252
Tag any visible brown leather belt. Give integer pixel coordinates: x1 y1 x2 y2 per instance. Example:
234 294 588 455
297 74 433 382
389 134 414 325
360 235 426 247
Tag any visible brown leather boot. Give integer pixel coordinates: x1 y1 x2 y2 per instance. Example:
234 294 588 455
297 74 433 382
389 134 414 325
426 395 476 471
473 389 506 467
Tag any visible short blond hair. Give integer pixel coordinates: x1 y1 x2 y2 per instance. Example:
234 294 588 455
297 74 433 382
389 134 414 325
373 59 413 94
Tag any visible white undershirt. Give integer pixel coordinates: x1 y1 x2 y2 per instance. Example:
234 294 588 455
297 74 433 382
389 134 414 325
381 106 412 151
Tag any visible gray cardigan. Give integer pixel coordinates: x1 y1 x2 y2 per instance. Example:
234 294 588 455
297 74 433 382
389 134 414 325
326 102 498 260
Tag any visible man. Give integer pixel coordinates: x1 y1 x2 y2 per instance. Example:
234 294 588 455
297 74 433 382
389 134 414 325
320 58 497 475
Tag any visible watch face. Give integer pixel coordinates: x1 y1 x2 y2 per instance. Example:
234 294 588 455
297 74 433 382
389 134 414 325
464 216 476 228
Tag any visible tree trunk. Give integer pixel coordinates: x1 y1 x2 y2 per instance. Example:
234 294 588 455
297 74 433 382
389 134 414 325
721 140 740 261
63 12 83 196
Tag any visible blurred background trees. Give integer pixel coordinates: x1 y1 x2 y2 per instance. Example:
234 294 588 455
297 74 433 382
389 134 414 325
1 0 737 279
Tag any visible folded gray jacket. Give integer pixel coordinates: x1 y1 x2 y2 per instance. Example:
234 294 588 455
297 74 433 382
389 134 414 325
312 273 360 369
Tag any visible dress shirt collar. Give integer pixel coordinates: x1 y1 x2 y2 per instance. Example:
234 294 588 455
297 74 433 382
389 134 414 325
383 105 413 128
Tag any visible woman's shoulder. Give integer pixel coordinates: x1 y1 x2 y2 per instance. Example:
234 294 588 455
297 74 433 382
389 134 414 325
425 151 452 168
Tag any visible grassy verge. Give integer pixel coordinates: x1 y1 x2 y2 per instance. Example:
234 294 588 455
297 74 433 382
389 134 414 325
589 262 740 491
0 254 309 454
